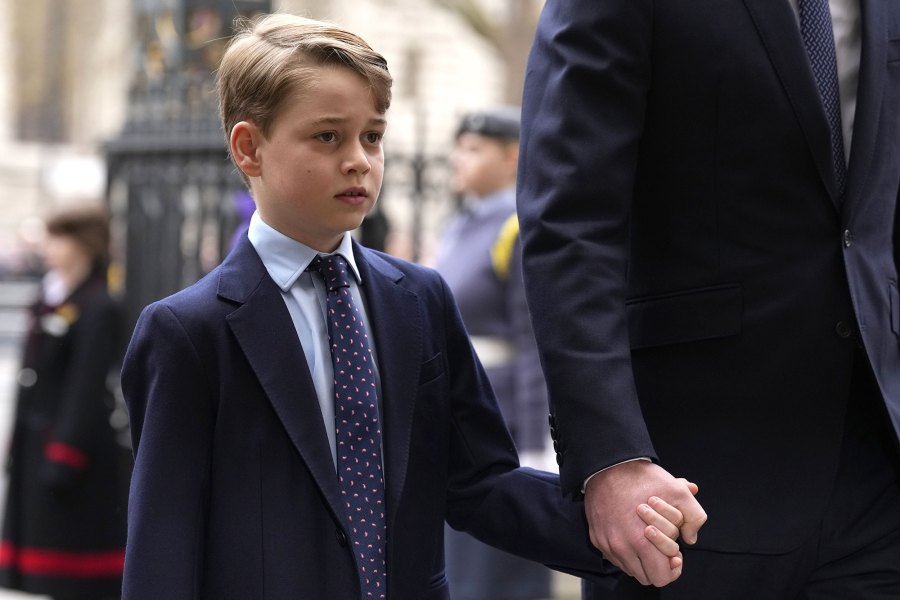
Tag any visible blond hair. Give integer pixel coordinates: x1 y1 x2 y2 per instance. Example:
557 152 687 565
216 13 393 185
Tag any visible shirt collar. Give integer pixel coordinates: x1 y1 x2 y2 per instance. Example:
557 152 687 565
247 211 362 292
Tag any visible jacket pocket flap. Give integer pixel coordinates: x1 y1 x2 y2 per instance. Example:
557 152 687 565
889 38 900 62
419 352 445 385
627 284 742 350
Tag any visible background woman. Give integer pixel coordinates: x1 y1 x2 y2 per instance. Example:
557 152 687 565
0 206 127 600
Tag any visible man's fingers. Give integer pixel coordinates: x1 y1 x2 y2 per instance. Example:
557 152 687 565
636 540 680 587
591 525 653 585
601 534 651 585
628 552 652 586
678 478 700 496
676 496 708 545
638 502 680 540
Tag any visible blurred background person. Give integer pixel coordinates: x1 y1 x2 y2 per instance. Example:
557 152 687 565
0 206 126 600
436 108 554 600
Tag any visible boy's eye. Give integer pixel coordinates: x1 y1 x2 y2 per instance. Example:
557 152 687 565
365 132 383 144
316 132 337 142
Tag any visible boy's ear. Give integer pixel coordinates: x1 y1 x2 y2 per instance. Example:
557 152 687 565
230 121 263 178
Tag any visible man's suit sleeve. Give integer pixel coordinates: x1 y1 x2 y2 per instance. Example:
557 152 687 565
517 0 657 495
895 186 900 281
121 303 213 599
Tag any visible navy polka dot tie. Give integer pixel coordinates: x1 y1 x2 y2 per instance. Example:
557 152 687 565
308 254 387 599
798 0 847 197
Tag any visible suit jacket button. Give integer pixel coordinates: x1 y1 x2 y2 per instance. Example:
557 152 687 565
842 230 853 248
835 321 853 339
335 529 348 547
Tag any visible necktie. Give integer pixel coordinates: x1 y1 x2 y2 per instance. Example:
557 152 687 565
798 0 847 197
307 254 387 599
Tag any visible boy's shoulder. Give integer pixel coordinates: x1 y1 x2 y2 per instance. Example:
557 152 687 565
138 261 238 330
358 245 435 280
356 245 448 298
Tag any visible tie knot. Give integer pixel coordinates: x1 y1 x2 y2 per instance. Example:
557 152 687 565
307 254 353 291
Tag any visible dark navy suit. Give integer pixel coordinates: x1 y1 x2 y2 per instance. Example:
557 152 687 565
121 236 614 600
518 0 900 595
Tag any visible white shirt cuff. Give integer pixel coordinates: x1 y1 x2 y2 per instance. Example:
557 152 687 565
581 457 652 494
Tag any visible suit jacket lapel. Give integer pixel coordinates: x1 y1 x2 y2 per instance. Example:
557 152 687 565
843 0 887 215
218 238 348 528
353 243 423 533
743 0 842 207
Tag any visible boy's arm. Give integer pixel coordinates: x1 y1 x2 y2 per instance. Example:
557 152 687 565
121 303 214 600
436 276 616 585
440 270 685 586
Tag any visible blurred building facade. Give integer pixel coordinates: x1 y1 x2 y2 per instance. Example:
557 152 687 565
0 0 132 273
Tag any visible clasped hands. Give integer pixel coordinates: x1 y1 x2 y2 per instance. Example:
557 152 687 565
587 461 708 587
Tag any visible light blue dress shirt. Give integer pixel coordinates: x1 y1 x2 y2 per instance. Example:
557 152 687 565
247 211 381 468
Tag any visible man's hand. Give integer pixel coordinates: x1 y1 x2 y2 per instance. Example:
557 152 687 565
584 461 707 587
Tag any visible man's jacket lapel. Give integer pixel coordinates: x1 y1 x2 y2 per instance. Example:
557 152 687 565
743 0 843 207
843 0 888 214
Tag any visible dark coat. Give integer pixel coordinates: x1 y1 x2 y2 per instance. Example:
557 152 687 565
518 0 900 555
0 272 127 598
121 237 615 600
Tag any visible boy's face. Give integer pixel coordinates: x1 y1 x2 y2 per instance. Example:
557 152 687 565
233 66 387 253
450 133 518 199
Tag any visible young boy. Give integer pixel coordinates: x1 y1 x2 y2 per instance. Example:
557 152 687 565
121 14 688 600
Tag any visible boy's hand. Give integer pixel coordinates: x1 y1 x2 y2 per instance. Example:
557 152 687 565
636 491 698 584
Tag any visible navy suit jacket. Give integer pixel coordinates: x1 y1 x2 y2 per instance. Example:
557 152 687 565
518 0 900 554
121 236 614 599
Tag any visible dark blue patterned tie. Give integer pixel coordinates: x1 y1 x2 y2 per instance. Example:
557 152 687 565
308 254 387 600
799 0 847 197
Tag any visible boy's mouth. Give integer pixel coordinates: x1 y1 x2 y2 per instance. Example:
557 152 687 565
336 187 369 205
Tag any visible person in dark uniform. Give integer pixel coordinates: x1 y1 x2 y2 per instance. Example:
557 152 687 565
436 108 555 600
0 206 127 600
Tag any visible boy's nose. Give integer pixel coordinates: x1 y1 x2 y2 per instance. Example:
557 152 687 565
342 141 371 174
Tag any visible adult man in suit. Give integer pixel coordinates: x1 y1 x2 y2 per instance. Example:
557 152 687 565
517 0 900 596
